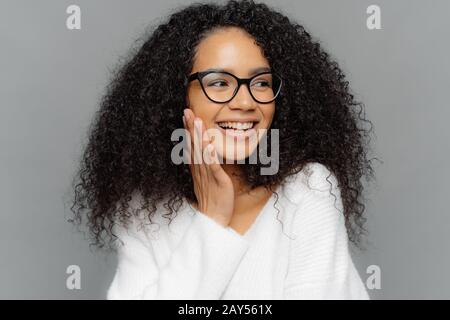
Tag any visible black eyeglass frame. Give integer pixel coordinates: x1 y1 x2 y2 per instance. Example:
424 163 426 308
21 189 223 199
187 70 283 104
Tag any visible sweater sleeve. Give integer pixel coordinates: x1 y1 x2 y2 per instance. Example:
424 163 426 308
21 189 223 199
107 209 250 300
283 163 369 300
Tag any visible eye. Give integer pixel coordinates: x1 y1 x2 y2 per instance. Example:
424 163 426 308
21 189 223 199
208 80 229 87
252 80 271 87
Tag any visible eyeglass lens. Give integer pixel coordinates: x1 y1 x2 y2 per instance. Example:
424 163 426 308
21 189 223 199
201 72 281 103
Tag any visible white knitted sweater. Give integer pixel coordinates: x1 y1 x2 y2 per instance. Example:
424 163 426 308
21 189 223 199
107 162 369 300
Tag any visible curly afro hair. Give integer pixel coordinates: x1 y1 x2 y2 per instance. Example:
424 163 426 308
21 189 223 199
69 0 377 251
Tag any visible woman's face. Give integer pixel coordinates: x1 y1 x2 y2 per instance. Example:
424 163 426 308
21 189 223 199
186 27 276 162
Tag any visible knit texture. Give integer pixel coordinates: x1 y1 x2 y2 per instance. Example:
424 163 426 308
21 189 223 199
106 162 369 300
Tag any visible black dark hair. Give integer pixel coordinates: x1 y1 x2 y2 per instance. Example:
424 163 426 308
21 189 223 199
70 0 377 251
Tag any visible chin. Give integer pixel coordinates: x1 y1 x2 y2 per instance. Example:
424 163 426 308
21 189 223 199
213 143 258 163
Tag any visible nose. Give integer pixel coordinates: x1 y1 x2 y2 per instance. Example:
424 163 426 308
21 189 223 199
227 83 257 111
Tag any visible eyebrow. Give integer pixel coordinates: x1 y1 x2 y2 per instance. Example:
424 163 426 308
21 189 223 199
203 66 271 76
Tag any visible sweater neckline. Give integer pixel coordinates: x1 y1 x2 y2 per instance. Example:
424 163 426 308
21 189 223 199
184 185 281 239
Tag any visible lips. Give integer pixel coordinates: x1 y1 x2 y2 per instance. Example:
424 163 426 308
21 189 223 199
214 122 259 140
217 121 255 130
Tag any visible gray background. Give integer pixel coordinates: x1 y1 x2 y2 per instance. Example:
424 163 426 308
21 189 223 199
1 0 449 299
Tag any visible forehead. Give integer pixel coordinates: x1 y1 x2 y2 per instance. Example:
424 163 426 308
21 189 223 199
192 27 270 77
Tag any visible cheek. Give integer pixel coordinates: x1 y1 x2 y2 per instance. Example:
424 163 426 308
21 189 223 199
191 106 216 123
187 87 206 109
187 92 213 118
261 105 276 128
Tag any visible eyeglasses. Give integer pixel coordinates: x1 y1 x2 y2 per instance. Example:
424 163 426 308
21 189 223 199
187 70 283 104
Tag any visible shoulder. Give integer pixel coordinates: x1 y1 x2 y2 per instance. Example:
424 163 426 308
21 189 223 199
281 162 345 238
282 162 341 206
112 190 194 249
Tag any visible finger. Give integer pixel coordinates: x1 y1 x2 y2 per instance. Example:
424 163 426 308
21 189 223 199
194 118 211 186
199 118 213 162
184 109 200 165
183 108 195 146
182 113 193 169
188 112 213 161
184 108 199 167
193 117 204 165
203 143 216 166
182 114 191 165
196 118 220 185
193 116 211 166
205 143 229 185
183 111 200 191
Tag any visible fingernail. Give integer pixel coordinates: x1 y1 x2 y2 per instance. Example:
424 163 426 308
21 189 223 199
183 109 189 119
182 115 186 126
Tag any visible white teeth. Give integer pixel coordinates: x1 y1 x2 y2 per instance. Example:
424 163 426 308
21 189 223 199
218 121 254 130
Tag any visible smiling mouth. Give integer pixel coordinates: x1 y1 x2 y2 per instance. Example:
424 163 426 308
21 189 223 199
217 121 258 131
215 121 259 139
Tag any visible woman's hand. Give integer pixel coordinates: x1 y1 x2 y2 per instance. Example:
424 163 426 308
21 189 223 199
183 108 234 227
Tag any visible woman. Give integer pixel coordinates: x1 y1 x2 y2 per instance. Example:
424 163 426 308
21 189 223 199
70 0 375 299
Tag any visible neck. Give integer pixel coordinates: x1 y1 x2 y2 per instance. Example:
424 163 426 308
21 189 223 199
222 164 252 196
221 163 274 217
